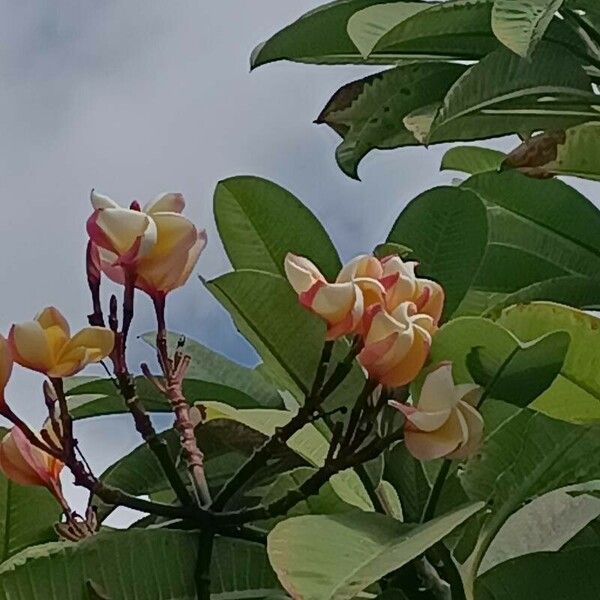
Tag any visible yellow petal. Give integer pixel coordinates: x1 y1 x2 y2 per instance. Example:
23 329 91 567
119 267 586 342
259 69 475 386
405 407 467 461
144 192 185 214
405 408 453 432
447 401 485 460
95 208 157 257
55 327 114 376
35 307 70 337
0 336 13 392
418 363 458 413
380 328 429 387
284 254 324 294
145 212 197 259
9 321 54 373
337 255 382 282
311 282 357 323
417 279 445 323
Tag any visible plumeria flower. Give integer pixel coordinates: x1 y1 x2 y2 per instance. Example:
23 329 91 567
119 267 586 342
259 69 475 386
0 426 66 507
0 335 13 405
284 253 386 339
379 255 444 323
390 362 484 461
358 302 436 387
8 307 114 378
87 190 157 267
88 191 207 299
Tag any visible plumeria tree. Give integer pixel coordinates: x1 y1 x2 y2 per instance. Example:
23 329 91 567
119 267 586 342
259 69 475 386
0 2 600 600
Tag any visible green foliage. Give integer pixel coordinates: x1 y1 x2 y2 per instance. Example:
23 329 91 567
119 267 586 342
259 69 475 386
267 504 484 600
0 531 282 600
0 432 59 563
476 547 600 599
214 176 341 280
441 146 505 175
254 0 600 177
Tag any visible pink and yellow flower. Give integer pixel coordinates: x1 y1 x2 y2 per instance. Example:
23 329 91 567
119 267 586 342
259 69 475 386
88 191 206 298
391 363 484 461
8 307 114 378
0 335 13 405
0 426 65 505
358 302 436 387
284 254 387 339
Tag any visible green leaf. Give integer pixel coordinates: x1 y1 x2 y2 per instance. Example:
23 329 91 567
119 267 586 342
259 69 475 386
429 44 598 143
214 176 340 280
476 547 600 599
94 419 274 521
267 503 484 600
492 0 564 57
205 270 324 397
250 0 402 68
457 171 600 316
261 467 356 518
479 488 600 574
0 530 198 599
143 332 284 409
373 242 412 259
386 186 489 319
467 330 570 407
441 146 505 175
371 0 502 60
497 303 600 423
347 2 430 58
0 530 281 600
384 442 430 523
203 402 373 511
460 409 600 584
0 431 60 563
317 62 467 178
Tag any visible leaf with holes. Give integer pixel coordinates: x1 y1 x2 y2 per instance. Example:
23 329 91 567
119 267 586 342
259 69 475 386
492 0 564 57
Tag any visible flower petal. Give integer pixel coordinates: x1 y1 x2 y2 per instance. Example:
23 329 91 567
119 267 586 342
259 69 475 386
144 192 185 214
336 255 382 282
418 363 458 413
8 322 53 373
405 407 467 461
447 401 485 460
284 254 325 294
0 336 13 394
90 190 119 210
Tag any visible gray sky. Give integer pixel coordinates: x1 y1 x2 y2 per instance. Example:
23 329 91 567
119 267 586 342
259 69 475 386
2 0 593 521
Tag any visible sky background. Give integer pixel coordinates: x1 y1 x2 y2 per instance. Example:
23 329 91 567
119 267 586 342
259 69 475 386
0 0 596 522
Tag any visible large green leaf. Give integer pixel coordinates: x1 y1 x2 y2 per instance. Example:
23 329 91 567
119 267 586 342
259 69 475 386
205 270 324 397
317 62 467 178
467 330 570 407
480 488 600 573
441 146 505 174
429 314 594 422
476 547 600 599
0 530 282 600
267 503 484 600
346 2 430 58
0 430 60 563
214 176 341 280
0 529 199 599
457 171 600 315
497 303 600 423
371 0 501 60
250 0 401 68
203 402 372 511
492 0 564 57
459 409 600 585
429 44 599 143
386 186 489 319
94 419 289 521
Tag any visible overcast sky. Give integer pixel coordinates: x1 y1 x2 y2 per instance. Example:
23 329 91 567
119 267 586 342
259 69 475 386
1 1 595 521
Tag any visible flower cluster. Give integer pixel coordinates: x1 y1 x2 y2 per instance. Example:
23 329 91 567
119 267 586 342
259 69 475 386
286 253 483 460
0 190 207 510
87 191 207 300
285 253 443 386
0 308 115 505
